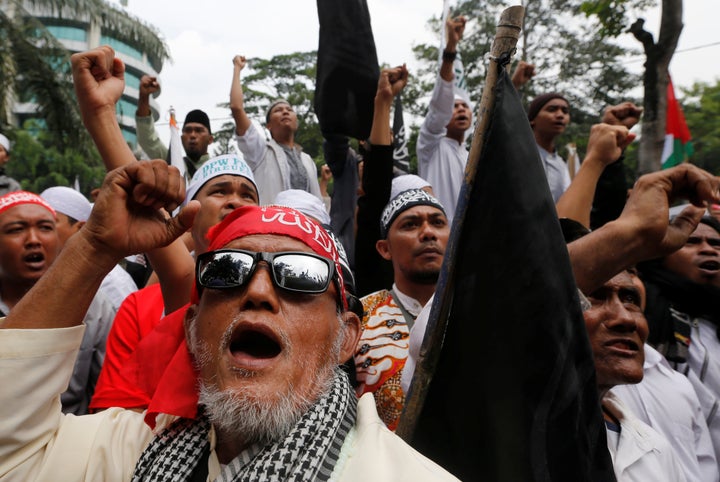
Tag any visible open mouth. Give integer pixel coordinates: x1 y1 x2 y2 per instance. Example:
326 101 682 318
230 328 282 360
699 260 720 272
23 252 45 269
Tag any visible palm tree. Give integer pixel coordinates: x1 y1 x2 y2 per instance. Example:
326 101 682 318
0 0 170 155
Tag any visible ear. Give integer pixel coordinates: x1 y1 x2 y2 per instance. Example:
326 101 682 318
338 311 361 363
375 239 392 261
208 134 214 143
183 303 199 346
73 220 86 234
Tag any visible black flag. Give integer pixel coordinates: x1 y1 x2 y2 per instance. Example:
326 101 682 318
403 64 614 481
392 94 411 175
314 0 379 140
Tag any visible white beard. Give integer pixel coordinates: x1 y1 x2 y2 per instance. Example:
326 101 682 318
188 314 346 445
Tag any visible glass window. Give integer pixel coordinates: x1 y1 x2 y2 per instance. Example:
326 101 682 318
45 25 87 42
101 36 143 61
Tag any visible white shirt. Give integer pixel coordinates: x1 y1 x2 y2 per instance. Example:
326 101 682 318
417 76 468 223
536 144 571 202
611 345 719 482
603 392 687 482
99 264 138 312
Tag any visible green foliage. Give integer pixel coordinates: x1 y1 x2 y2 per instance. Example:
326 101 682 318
403 0 642 171
242 51 323 161
5 121 106 195
580 0 656 38
681 80 720 175
1 0 170 188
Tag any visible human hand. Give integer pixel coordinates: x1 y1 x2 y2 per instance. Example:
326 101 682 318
233 55 247 71
320 164 333 183
445 15 466 51
618 164 720 260
585 123 636 167
376 65 409 103
139 75 160 97
71 46 125 120
602 102 643 129
82 159 198 262
511 60 536 89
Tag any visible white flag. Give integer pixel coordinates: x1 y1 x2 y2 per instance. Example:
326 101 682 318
168 108 186 180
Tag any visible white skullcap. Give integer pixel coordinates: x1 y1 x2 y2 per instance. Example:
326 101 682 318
0 134 9 153
273 189 331 226
40 186 92 222
391 174 431 200
184 154 257 206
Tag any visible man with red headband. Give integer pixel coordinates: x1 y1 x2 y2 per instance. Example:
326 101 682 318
0 160 457 480
0 190 115 415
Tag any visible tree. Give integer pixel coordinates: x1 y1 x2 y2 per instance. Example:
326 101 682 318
681 80 720 175
583 0 684 174
212 50 325 173
6 120 106 195
0 0 170 157
404 0 641 171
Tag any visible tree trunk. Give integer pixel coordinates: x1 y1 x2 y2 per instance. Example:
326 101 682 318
631 0 683 175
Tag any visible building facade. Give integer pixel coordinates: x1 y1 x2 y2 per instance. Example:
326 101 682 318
13 2 166 150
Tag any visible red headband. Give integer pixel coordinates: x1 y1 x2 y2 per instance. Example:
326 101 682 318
0 191 56 218
193 205 346 308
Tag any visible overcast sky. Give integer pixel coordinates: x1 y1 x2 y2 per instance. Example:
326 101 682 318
111 0 720 145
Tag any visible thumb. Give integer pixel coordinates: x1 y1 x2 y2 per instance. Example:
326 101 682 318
167 201 200 240
665 204 705 247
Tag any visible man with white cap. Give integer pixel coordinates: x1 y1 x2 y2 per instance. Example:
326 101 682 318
230 55 321 205
0 190 113 415
41 186 138 311
355 187 450 431
0 133 22 196
416 16 471 223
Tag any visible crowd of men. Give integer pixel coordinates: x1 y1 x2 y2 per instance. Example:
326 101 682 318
0 13 719 482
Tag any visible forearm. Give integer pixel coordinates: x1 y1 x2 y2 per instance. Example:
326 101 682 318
555 158 606 227
146 237 195 313
84 105 137 171
567 218 644 294
1 231 119 329
136 93 151 117
369 97 393 145
230 67 251 135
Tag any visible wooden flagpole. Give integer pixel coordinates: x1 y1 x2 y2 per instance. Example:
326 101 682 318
396 5 525 442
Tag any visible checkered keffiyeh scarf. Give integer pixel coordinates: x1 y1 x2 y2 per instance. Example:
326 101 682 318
131 371 357 482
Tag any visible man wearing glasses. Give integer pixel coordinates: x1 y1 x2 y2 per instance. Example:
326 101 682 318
0 160 457 480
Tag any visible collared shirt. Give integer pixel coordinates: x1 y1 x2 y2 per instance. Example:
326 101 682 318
536 144 571 203
612 345 719 482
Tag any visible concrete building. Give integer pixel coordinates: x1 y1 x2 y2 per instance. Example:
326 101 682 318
12 2 167 149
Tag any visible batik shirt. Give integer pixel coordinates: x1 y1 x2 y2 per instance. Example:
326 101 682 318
354 286 422 431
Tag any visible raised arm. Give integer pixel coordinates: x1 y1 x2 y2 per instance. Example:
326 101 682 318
1 160 197 330
441 16 465 82
73 47 195 313
355 66 409 295
230 55 252 136
555 123 634 227
568 164 720 294
72 46 135 171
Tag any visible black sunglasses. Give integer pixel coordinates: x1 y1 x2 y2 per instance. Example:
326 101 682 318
196 249 337 297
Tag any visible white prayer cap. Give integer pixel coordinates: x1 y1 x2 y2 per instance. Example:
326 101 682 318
391 174 431 200
184 154 257 206
273 189 330 226
0 134 9 153
40 186 92 222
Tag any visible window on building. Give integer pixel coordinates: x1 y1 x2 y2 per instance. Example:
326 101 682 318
44 25 88 42
101 35 143 61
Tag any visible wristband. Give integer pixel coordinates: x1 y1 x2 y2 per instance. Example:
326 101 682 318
442 50 457 62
